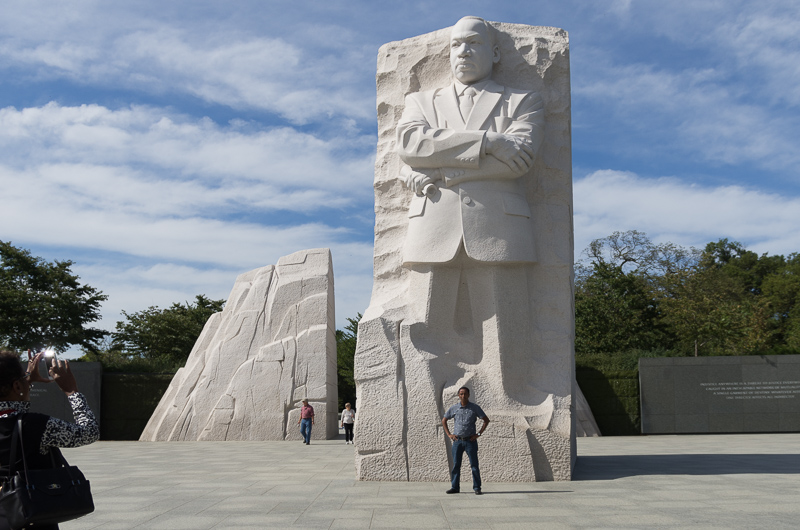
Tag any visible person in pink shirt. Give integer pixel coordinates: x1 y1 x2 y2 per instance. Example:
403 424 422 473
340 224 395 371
297 399 315 444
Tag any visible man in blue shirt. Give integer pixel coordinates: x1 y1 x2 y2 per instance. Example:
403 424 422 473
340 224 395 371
442 386 490 494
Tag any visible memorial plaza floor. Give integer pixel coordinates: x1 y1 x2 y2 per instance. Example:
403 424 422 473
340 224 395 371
61 432 800 529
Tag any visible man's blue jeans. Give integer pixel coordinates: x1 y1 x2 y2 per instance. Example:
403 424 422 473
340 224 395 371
300 419 312 443
451 438 481 491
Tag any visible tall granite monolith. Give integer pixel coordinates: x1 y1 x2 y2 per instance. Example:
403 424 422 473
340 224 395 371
140 248 337 441
354 18 575 481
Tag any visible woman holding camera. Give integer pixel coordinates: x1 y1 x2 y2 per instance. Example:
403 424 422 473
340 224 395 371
0 350 100 529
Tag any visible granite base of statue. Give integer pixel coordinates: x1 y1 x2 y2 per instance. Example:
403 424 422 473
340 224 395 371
354 18 575 482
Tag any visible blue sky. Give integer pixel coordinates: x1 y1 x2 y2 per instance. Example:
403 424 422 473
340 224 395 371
2 0 799 350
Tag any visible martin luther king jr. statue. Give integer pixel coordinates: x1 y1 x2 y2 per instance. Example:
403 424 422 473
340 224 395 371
355 17 574 483
398 16 544 264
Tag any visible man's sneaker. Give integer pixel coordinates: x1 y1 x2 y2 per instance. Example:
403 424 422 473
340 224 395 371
474 489 483 495
445 488 460 494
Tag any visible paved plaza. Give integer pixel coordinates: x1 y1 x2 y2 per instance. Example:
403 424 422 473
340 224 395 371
61 432 800 529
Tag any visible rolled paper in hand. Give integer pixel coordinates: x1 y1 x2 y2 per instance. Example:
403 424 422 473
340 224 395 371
423 183 438 197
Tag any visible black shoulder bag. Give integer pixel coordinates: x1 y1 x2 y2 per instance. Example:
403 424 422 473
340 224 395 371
0 417 94 529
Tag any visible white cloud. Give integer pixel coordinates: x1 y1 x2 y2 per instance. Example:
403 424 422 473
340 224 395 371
574 170 800 257
717 8 800 107
73 240 373 336
2 0 798 356
0 181 354 268
608 0 633 19
571 0 800 172
0 103 375 215
0 8 375 124
574 54 800 170
615 0 800 105
0 101 376 335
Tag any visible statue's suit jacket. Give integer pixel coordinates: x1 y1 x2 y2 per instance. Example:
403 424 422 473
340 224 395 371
396 80 545 264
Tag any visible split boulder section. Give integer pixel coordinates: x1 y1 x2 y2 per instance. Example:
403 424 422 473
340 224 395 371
140 248 337 442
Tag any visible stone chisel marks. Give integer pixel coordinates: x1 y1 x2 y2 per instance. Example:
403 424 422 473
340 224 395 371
140 248 338 442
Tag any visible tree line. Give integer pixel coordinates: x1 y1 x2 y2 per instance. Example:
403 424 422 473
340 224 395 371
575 231 800 368
5 232 799 394
1 240 357 407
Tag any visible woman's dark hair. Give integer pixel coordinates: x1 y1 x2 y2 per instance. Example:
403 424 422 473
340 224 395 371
0 351 25 397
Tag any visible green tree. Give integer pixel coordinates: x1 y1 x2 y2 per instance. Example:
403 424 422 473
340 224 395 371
577 232 785 358
336 314 361 411
110 295 225 369
702 239 785 295
575 261 667 355
761 253 800 349
658 264 769 356
582 230 697 277
663 239 784 354
575 231 683 356
0 241 107 352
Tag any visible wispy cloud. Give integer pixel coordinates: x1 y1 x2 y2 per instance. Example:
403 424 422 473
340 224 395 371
574 170 800 257
0 8 375 124
716 7 800 107
0 103 374 215
575 57 800 171
616 0 800 107
0 101 376 331
573 0 800 173
73 240 374 333
2 0 798 345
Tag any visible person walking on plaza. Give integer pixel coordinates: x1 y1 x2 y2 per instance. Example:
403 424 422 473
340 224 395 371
297 399 314 444
441 387 490 495
340 403 355 444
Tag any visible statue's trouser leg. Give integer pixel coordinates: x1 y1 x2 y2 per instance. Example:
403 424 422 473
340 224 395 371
461 263 534 407
458 262 541 482
402 256 543 481
402 262 463 481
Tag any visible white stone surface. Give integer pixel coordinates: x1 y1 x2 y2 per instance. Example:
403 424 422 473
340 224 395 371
575 383 601 437
140 248 337 442
355 18 575 481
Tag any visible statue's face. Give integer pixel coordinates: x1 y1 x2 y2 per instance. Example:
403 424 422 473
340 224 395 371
449 18 499 85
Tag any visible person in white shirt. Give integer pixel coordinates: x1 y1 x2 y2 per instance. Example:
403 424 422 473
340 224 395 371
340 403 355 444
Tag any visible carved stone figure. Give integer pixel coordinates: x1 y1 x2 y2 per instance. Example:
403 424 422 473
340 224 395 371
398 17 544 265
355 18 575 482
140 248 337 442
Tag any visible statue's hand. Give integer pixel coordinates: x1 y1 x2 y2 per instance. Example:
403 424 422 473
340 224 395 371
485 133 535 174
404 168 441 196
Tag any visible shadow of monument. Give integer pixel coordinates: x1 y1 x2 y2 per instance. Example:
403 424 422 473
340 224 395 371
575 454 800 480
575 367 640 435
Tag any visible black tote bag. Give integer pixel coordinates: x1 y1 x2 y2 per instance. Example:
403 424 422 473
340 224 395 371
0 417 94 529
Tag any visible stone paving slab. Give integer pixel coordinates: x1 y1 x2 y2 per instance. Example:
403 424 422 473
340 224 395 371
60 433 800 529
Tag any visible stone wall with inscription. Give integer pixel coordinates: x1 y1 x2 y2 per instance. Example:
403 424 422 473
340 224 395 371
640 356 800 434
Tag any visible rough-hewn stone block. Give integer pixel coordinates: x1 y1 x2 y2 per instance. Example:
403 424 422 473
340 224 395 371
140 248 337 441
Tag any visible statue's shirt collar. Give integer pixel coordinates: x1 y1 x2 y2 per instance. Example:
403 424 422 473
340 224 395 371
454 79 490 97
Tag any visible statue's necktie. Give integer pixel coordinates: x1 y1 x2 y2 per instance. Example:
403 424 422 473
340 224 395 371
459 87 478 120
